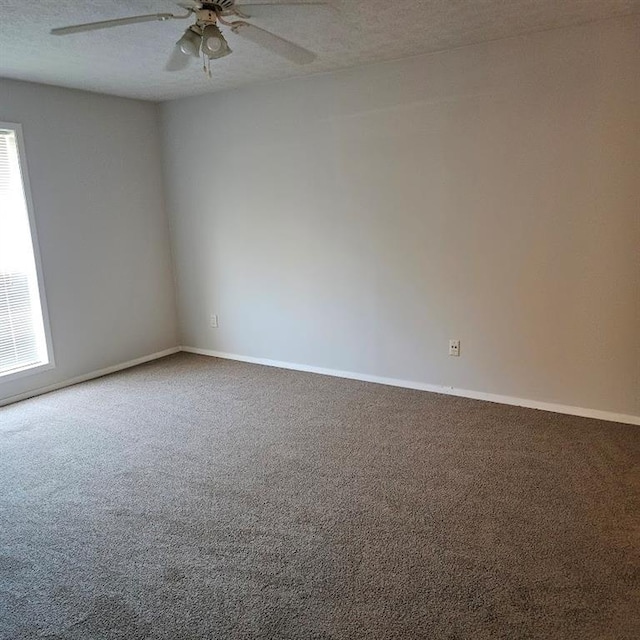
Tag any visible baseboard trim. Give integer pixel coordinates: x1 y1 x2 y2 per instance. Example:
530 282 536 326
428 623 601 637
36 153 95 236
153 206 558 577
182 346 640 426
4 345 638 426
0 347 181 408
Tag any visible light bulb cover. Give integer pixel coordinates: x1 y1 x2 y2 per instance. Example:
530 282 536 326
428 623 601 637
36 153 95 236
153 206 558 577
201 24 231 59
177 27 201 58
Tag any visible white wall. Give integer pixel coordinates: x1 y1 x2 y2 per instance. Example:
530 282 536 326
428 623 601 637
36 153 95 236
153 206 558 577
0 79 178 403
162 16 640 419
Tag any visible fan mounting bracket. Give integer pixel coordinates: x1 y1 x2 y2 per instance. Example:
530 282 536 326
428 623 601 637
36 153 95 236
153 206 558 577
195 8 219 25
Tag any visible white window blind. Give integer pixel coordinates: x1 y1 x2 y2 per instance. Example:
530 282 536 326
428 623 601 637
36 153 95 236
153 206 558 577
0 126 50 377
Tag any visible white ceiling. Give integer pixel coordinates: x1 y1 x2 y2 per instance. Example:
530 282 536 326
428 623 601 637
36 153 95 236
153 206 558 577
1 1 639 102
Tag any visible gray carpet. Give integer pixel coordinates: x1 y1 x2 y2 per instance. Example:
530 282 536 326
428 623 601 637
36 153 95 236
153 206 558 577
1 353 639 639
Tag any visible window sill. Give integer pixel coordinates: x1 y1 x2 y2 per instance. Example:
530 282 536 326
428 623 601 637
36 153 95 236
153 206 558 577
0 361 56 384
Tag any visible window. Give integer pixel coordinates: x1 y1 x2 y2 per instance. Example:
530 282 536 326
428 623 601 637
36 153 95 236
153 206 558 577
0 123 53 379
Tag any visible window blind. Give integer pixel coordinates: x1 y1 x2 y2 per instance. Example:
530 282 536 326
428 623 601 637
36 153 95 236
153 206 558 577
0 127 49 376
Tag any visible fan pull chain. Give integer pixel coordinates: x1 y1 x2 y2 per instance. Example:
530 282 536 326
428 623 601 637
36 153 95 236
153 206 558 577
200 50 213 80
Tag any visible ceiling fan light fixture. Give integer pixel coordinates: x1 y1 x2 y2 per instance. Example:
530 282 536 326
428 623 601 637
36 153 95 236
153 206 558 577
177 27 201 57
51 1 323 76
201 24 231 59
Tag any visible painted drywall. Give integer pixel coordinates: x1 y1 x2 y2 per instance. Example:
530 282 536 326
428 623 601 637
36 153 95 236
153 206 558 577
0 79 178 403
161 15 640 418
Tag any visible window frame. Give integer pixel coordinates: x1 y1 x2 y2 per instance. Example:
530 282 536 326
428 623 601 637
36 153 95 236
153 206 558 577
0 121 55 382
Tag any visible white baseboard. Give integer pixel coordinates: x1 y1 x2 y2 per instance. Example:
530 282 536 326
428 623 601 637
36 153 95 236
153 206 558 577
0 347 181 408
182 346 640 426
4 345 638 426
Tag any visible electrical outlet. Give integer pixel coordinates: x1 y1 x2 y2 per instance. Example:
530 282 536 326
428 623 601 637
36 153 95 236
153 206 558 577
449 340 460 357
210 314 218 329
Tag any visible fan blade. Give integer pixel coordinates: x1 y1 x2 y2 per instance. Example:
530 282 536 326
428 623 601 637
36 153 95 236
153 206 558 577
51 13 188 36
234 3 332 19
165 45 191 72
232 23 315 64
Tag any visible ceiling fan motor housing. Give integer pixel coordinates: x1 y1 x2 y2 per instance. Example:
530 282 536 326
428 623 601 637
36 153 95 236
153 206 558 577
202 1 236 11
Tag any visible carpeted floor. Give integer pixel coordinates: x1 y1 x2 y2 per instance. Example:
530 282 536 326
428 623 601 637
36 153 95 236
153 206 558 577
0 353 639 639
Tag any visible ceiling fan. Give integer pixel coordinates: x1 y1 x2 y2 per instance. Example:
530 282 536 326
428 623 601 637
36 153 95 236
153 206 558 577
51 1 329 74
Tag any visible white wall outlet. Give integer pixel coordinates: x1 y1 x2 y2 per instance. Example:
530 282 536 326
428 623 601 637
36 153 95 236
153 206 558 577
210 314 218 329
449 340 460 356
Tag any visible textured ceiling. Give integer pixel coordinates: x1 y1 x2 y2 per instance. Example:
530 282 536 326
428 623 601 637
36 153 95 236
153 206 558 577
1 1 639 101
